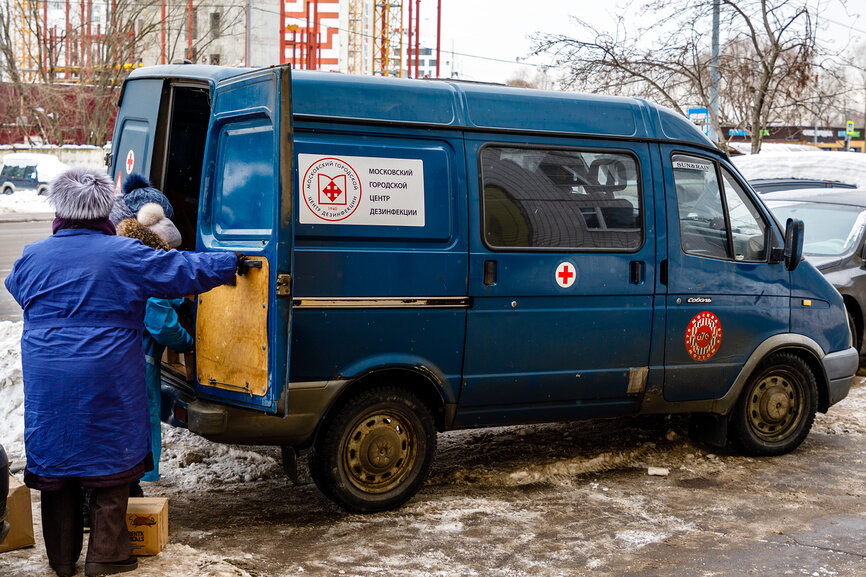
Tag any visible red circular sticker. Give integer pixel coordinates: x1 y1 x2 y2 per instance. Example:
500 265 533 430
685 311 722 361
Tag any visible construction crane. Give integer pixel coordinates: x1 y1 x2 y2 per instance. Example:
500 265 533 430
372 1 403 77
347 0 364 74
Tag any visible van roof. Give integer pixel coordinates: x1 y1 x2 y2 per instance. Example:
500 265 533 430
125 65 716 151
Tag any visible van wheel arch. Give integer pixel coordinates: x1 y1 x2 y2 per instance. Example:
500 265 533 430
316 368 449 439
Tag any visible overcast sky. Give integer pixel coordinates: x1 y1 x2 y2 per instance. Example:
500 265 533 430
418 0 865 83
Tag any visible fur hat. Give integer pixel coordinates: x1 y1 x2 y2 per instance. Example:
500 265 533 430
50 167 115 220
116 217 170 251
122 173 174 219
137 202 182 249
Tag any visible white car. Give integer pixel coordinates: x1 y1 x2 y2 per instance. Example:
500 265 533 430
0 153 69 196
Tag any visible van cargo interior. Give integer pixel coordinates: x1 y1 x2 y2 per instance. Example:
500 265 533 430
153 84 211 383
155 84 210 252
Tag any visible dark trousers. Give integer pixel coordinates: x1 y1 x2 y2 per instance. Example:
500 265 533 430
40 482 131 565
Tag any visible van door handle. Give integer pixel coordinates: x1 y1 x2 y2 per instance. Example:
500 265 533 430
630 260 644 285
483 260 497 286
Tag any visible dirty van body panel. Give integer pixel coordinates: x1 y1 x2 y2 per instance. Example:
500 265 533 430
193 68 292 415
111 78 165 188
289 123 468 407
456 135 657 427
660 145 790 403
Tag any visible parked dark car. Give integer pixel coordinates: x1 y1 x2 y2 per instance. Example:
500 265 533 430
0 153 68 196
764 189 866 353
1 442 9 544
750 178 856 194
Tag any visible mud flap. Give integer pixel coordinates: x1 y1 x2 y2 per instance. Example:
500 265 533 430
689 413 729 448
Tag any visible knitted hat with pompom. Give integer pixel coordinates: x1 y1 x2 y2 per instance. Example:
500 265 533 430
137 203 181 249
121 173 175 220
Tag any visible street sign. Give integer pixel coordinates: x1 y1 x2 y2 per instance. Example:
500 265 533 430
688 108 709 136
847 121 855 136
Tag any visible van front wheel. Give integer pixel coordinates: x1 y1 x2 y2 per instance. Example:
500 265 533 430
311 386 436 513
730 352 817 456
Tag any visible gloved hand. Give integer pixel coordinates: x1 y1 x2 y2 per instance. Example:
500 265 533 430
234 251 262 276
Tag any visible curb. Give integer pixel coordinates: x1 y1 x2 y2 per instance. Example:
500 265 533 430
0 213 54 224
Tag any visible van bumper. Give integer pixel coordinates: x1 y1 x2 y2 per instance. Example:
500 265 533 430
822 346 858 408
161 380 347 447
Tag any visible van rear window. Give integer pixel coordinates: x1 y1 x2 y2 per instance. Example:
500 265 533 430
480 146 642 251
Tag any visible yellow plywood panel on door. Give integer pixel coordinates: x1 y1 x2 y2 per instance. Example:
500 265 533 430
196 258 269 396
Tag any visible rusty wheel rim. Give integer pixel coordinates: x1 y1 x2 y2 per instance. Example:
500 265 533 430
746 370 805 443
343 409 417 494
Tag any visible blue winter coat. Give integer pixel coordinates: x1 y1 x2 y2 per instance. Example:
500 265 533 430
4 229 236 479
141 297 193 482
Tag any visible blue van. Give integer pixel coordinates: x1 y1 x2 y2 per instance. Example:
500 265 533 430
109 65 858 513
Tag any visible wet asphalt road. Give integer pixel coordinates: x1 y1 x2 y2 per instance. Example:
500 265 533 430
0 219 52 321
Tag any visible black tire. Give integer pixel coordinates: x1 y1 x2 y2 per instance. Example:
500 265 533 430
1 187 12 195
730 352 817 456
37 186 48 196
311 385 436 513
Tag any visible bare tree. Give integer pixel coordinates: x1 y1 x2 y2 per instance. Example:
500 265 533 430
534 0 821 153
0 1 243 145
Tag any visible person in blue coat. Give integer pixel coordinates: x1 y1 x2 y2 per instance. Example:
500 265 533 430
4 167 238 577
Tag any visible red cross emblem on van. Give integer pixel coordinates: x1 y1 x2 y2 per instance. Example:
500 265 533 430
318 174 347 205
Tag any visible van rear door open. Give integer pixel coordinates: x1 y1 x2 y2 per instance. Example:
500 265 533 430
111 79 164 190
194 68 293 415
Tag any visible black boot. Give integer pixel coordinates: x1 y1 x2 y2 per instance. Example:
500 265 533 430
84 556 138 576
128 481 143 499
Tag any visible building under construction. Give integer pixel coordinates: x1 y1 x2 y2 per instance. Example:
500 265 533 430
4 0 443 82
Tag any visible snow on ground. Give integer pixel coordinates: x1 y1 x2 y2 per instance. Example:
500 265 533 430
0 321 24 466
0 190 53 215
732 151 866 187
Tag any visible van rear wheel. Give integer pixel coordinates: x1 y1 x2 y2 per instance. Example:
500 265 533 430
311 385 436 513
730 352 816 456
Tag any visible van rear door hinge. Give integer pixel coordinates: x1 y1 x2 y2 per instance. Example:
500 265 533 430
276 273 292 297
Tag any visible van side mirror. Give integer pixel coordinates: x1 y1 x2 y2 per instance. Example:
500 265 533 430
784 218 804 271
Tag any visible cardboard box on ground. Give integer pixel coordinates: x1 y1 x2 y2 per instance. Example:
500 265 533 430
0 473 35 553
126 497 168 556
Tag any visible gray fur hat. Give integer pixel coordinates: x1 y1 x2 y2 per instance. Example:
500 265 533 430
50 167 115 220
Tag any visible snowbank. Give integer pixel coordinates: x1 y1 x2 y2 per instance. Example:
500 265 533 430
0 189 53 215
732 151 866 187
0 321 24 465
729 142 820 155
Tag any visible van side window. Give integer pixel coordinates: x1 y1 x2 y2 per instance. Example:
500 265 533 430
480 146 642 250
672 154 768 262
673 155 731 259
721 167 767 261
214 121 275 236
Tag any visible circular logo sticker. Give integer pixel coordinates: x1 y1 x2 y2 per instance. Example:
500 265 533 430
555 261 577 288
302 157 362 222
125 150 134 174
685 311 722 361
